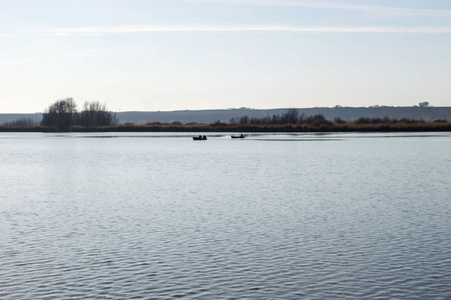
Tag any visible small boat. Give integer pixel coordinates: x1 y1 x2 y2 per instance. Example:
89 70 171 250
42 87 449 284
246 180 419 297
231 134 245 139
193 135 207 140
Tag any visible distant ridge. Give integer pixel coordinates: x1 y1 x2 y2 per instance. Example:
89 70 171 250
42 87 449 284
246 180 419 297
116 107 451 124
1 107 450 125
0 113 43 124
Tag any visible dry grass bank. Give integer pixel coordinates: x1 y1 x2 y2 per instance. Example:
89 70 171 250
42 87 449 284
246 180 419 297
1 120 450 133
68 122 451 132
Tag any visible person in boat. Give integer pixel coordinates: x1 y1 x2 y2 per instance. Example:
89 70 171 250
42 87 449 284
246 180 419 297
203 135 207 139
240 133 244 138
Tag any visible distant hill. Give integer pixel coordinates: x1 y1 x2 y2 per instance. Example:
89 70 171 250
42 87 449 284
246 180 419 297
115 107 451 124
1 107 450 125
0 113 43 124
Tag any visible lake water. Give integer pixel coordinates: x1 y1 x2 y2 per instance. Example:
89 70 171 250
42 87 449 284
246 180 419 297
0 132 450 299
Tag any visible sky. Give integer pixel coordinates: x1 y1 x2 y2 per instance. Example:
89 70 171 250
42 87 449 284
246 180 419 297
1 0 451 113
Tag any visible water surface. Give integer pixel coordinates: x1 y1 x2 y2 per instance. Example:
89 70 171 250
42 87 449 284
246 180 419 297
0 132 450 299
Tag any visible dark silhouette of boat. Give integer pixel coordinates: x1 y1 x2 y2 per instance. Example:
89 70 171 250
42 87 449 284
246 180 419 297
231 133 245 139
193 135 207 140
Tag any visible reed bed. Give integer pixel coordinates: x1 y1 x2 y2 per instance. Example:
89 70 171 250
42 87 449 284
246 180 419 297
1 119 450 132
67 121 451 132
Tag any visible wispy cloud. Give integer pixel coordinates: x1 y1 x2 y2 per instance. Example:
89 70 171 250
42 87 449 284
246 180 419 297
52 25 451 35
2 25 451 37
190 0 451 17
4 53 101 64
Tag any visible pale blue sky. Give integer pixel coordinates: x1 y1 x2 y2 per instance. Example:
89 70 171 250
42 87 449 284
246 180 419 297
1 0 450 113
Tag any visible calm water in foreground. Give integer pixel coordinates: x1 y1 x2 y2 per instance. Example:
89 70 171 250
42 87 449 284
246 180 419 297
0 132 450 299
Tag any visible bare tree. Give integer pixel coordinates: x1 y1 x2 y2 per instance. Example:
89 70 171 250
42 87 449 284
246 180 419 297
78 101 117 126
42 98 78 131
239 115 250 124
282 108 299 124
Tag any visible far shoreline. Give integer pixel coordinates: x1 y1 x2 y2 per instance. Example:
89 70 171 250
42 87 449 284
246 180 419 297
1 122 450 133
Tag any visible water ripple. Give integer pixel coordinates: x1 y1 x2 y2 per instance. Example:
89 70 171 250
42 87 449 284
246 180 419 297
0 133 450 299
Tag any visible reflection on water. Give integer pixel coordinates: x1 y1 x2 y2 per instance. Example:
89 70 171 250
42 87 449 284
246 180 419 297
3 131 451 140
0 132 450 299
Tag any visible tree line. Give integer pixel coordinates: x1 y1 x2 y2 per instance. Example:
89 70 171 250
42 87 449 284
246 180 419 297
41 98 117 131
1 104 449 132
228 108 448 126
1 118 39 127
229 108 332 126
